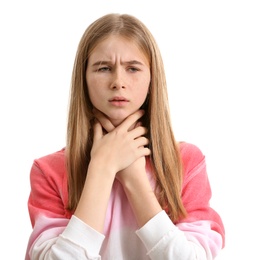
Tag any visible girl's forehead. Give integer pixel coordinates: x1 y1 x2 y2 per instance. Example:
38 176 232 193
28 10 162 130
89 35 147 61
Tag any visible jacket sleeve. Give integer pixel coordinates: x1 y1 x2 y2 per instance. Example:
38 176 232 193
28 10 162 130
25 156 105 260
136 142 225 260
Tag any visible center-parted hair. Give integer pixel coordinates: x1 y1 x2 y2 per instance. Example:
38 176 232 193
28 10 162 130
66 13 187 222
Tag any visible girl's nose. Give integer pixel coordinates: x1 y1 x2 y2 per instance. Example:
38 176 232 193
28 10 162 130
110 70 126 90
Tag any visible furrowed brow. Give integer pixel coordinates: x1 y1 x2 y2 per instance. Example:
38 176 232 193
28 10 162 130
91 60 144 67
91 61 110 67
123 60 144 66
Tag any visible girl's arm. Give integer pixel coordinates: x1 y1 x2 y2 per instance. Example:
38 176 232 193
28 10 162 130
95 110 224 259
74 110 150 233
135 143 225 260
93 108 161 228
26 110 150 259
25 154 105 260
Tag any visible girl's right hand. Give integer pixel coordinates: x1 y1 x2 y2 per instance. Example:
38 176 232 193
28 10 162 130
90 110 150 175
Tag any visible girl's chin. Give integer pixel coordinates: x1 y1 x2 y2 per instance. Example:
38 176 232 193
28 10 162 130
109 118 125 127
105 112 131 126
104 108 141 126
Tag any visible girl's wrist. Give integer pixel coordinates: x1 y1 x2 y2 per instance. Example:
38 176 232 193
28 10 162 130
88 159 117 180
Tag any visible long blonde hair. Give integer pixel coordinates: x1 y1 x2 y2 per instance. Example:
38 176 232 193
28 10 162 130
66 13 187 222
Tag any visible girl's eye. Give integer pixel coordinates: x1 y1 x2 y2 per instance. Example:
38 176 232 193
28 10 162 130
97 66 111 72
128 67 139 72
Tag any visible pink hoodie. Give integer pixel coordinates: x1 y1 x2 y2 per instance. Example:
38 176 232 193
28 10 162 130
25 142 225 259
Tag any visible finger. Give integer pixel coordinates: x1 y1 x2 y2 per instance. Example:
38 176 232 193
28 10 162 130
93 108 115 132
135 121 143 128
138 146 151 157
129 126 148 140
128 118 143 131
134 136 149 148
118 110 145 131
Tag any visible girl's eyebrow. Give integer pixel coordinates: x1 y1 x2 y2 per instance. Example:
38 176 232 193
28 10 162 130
91 60 145 67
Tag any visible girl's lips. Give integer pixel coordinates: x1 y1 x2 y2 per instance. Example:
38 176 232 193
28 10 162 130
109 97 129 106
109 96 129 102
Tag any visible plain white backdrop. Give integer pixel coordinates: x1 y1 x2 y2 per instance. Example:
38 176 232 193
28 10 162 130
1 1 264 259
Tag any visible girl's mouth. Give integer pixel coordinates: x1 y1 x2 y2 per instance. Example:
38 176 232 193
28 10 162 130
109 96 129 106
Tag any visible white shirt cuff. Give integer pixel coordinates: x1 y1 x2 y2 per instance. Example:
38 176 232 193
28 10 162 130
135 210 175 251
61 215 105 255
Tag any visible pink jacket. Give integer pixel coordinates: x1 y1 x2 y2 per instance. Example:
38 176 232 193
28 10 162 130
25 142 225 259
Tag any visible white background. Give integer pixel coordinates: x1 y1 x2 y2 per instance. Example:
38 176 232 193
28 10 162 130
1 1 264 259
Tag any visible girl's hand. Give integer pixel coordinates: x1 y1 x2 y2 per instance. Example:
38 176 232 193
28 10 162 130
93 108 149 185
91 109 150 175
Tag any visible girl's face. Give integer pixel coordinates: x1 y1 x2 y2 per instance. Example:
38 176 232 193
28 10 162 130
86 35 151 126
